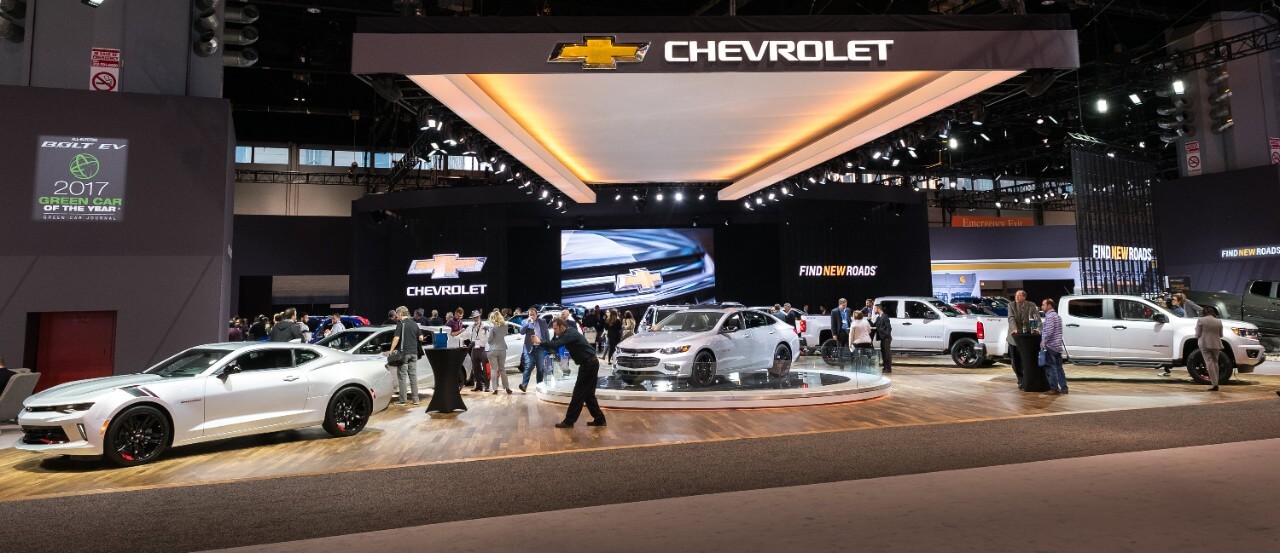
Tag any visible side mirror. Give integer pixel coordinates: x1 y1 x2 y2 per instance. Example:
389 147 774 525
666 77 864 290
1153 314 1169 324
721 324 739 333
221 362 242 377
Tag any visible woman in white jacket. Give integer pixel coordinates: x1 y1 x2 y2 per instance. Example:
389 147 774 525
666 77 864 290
487 310 512 394
462 310 490 392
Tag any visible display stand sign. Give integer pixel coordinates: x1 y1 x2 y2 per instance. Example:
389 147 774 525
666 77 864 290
1269 138 1280 165
1184 141 1201 176
90 47 121 92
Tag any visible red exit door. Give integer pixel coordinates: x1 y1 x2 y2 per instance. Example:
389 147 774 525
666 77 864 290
32 311 117 392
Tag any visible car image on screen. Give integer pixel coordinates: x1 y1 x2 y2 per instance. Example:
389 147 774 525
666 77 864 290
561 228 716 312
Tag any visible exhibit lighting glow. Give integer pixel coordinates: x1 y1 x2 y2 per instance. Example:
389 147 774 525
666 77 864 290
615 193 622 200
949 137 958 149
743 200 752 209
1036 117 1044 125
1138 141 1146 148
871 151 883 160
698 193 706 200
1172 79 1186 94
755 196 764 205
541 189 549 198
656 192 664 201
995 201 1002 208
632 193 640 201
980 133 991 142
767 192 777 200
1024 197 1031 204
1128 93 1143 105
557 200 564 208
908 149 918 158
1047 115 1059 125
83 0 107 7
497 163 507 173
1096 98 1109 113
891 158 901 167
674 191 684 201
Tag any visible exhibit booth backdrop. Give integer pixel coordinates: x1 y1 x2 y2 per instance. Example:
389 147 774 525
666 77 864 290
1153 164 1280 293
0 85 234 377
349 186 930 317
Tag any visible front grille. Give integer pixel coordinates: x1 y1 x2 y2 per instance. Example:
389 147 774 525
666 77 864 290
620 347 658 354
616 356 661 369
21 426 70 445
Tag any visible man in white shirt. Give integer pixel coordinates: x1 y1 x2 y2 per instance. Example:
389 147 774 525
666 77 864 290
325 314 346 337
461 310 491 392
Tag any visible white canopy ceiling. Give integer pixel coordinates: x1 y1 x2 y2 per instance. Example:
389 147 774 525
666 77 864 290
411 69 1020 202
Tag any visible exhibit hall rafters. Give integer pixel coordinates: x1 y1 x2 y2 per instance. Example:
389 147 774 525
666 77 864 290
352 15 1078 203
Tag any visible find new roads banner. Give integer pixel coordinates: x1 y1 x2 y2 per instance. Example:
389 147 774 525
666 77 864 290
33 136 128 222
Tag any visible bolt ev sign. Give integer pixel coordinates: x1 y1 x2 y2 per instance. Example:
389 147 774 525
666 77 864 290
33 136 128 222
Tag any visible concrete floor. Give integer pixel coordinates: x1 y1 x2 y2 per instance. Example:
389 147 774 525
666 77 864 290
212 437 1280 553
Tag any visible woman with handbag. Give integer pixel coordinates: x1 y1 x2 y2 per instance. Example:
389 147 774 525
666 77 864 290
487 310 512 394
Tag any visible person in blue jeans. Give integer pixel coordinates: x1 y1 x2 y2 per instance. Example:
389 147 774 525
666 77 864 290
519 308 550 393
1040 298 1068 395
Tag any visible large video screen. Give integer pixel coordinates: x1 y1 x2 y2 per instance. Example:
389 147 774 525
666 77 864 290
561 228 715 312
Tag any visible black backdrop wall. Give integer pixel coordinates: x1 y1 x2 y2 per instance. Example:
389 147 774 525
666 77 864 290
0 85 234 373
350 186 931 316
1153 164 1280 293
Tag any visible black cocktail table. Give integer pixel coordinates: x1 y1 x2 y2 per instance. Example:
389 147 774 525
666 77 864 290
423 347 468 413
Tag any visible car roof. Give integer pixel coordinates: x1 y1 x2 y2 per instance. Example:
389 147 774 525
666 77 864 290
202 342 320 350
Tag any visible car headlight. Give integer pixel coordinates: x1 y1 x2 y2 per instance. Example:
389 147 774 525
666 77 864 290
658 345 691 354
26 403 95 414
1231 327 1259 339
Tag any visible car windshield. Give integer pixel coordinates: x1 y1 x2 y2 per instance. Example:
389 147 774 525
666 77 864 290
929 300 964 317
653 311 720 332
316 331 367 352
145 348 229 378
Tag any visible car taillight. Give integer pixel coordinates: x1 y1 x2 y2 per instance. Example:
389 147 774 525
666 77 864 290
977 320 985 340
798 320 807 333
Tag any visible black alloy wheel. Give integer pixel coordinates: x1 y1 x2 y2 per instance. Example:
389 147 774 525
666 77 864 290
690 350 717 387
950 337 982 368
819 338 847 367
103 405 171 467
1185 349 1233 385
771 344 793 377
323 386 372 437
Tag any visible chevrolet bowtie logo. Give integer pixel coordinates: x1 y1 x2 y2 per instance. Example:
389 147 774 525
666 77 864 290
615 268 663 293
407 254 487 279
549 36 650 70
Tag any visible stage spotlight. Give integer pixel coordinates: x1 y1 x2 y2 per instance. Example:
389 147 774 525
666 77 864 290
544 219 551 230
632 193 640 201
615 193 622 201
1128 93 1143 105
980 133 991 142
1036 116 1044 125
724 217 731 226
767 192 776 201
755 196 764 205
540 189 549 199
692 216 699 227
781 186 791 196
871 151 883 160
1047 115 1059 125
995 201 1002 208
948 138 958 149
743 200 752 210
1095 98 1109 113
557 200 564 208
82 0 107 7
674 191 684 202
1172 79 1186 95
575 216 584 229
698 193 706 201
891 158 901 167
1024 197 1031 204
908 149 918 159
655 191 664 201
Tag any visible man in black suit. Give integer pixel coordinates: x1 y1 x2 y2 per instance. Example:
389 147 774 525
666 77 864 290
534 317 606 429
829 298 853 350
873 303 893 374
782 302 799 327
0 356 15 393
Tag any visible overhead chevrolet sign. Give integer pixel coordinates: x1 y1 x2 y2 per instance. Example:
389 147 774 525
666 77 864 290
548 36 892 68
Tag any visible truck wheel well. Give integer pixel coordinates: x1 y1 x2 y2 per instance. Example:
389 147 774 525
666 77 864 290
949 333 977 347
818 330 832 343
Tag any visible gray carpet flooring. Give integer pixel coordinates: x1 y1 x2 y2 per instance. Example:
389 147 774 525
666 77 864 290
4 399 1280 553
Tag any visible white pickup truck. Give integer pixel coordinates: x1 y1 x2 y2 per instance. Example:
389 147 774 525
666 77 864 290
875 296 1009 367
1059 294 1266 382
818 296 1008 368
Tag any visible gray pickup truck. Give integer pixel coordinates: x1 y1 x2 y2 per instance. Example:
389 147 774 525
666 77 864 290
1187 279 1280 351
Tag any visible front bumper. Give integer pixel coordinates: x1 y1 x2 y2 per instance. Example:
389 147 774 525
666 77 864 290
1235 344 1266 371
612 350 696 377
14 410 105 457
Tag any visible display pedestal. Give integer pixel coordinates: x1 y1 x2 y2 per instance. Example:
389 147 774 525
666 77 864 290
423 347 468 413
1014 334 1048 392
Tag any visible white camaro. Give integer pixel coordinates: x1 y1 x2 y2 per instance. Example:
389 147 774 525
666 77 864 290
16 342 393 466
613 307 801 387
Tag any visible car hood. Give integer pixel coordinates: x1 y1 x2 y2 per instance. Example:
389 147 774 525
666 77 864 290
620 330 711 349
28 374 166 404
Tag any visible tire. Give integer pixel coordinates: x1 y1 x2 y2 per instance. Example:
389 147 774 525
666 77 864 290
103 405 171 467
1185 349 1233 385
819 338 845 367
771 343 793 377
950 338 982 368
689 350 717 387
323 386 372 437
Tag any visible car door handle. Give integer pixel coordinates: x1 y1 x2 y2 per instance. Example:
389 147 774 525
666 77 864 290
901 322 912 326
1112 325 1127 330
1066 323 1080 328
283 375 300 382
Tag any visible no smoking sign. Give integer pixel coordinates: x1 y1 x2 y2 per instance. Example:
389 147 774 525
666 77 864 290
90 47 121 93
92 71 117 91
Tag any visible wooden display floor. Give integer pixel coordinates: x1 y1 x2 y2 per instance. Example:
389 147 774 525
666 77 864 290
1 360 1276 502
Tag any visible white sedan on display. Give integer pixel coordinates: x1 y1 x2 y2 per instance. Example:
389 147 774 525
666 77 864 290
16 342 393 466
613 307 800 387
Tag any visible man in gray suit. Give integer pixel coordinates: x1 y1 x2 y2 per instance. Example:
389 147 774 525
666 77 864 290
1007 290 1043 389
1195 305 1224 391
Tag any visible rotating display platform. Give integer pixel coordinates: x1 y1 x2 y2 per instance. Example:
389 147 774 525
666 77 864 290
536 369 890 409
